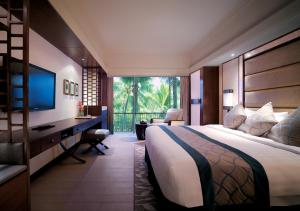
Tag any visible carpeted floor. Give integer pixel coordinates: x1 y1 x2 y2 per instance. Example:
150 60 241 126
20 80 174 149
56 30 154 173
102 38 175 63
134 142 160 211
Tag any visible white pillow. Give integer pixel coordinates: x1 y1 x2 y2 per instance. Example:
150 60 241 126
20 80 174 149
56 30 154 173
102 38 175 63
224 104 247 129
164 109 180 123
246 108 288 122
177 109 184 120
238 102 277 136
245 108 255 117
268 107 300 147
274 112 289 122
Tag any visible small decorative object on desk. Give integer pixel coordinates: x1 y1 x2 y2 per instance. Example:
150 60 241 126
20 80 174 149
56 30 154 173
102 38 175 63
77 101 84 116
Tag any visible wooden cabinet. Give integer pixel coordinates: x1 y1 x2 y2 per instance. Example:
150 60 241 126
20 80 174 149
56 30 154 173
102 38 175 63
190 67 219 125
0 170 29 211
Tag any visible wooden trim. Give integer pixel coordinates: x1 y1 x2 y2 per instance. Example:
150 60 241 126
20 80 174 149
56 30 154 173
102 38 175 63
246 106 298 109
219 65 223 124
0 170 28 211
245 84 300 92
238 55 244 105
245 61 300 77
244 28 300 60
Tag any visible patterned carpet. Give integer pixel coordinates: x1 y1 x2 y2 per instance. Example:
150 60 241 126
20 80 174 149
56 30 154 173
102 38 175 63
134 141 161 211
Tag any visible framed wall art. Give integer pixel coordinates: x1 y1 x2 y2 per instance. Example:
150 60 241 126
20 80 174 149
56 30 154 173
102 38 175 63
75 83 79 96
63 79 69 95
70 81 75 96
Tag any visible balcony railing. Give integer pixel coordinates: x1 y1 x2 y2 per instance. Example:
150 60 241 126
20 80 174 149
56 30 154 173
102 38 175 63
113 112 165 132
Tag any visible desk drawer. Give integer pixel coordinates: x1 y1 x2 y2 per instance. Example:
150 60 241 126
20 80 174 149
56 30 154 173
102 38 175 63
73 119 99 134
40 133 60 151
30 142 41 158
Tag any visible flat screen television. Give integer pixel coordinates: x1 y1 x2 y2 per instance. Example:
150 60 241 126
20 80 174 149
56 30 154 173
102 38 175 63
11 60 56 111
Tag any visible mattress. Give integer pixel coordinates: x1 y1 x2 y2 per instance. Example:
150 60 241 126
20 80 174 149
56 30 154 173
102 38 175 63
145 125 300 208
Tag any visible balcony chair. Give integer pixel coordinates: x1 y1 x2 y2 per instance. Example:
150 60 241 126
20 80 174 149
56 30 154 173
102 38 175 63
150 108 185 126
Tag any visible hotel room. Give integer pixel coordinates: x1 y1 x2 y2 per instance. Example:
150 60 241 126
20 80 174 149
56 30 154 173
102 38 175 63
0 0 300 210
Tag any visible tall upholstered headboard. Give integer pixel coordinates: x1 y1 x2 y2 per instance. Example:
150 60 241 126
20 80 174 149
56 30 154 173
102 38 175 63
243 38 300 113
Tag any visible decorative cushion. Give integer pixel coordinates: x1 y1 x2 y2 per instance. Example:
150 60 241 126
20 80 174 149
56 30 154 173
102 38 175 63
245 108 255 117
177 109 184 120
245 108 288 122
164 108 180 123
274 112 289 122
86 129 110 140
224 104 247 129
237 102 277 136
268 107 300 147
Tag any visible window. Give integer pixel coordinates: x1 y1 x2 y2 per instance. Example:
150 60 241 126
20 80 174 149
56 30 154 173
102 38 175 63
113 77 180 132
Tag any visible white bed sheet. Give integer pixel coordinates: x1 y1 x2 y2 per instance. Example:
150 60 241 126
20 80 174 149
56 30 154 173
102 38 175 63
145 125 300 207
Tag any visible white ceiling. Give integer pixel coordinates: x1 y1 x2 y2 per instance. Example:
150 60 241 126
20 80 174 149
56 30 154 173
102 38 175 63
49 0 300 76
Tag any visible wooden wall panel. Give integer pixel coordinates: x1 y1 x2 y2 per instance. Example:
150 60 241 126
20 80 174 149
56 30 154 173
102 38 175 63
245 39 300 75
219 65 223 124
244 29 300 60
0 171 28 211
245 107 296 113
245 63 300 91
238 56 244 105
245 86 300 108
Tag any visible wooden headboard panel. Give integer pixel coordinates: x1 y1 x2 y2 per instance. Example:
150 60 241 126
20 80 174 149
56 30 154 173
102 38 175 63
244 38 300 113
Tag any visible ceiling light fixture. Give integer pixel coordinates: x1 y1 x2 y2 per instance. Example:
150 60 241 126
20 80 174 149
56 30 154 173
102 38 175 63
245 53 251 58
231 53 235 57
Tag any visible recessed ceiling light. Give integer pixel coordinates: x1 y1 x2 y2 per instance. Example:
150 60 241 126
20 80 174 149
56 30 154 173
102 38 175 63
231 53 235 57
81 58 85 61
245 53 251 58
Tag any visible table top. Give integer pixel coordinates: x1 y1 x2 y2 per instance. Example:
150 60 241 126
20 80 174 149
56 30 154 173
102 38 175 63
0 116 101 143
135 123 149 127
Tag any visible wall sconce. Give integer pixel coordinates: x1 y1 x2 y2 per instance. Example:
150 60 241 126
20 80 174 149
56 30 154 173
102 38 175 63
223 89 233 111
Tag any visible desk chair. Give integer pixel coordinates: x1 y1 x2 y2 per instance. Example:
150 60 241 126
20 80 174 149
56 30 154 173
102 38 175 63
81 106 110 155
82 129 110 155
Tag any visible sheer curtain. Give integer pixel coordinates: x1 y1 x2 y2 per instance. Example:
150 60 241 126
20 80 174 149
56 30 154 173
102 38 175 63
180 76 190 124
107 77 114 133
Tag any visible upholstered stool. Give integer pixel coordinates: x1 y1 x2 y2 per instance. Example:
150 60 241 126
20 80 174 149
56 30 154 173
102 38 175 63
82 129 110 155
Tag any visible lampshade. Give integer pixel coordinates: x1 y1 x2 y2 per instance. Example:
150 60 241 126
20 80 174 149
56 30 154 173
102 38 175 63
223 89 233 107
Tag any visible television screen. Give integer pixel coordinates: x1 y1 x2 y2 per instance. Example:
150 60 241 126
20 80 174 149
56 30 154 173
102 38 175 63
11 61 56 111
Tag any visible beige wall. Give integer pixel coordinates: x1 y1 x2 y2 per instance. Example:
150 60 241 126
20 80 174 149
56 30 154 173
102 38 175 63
220 58 239 123
27 30 82 175
190 70 201 125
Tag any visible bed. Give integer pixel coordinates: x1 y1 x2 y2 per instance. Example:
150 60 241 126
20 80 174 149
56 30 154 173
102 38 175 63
144 35 300 208
145 124 300 208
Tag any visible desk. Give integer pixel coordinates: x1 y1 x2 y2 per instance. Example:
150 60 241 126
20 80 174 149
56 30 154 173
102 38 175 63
0 116 101 159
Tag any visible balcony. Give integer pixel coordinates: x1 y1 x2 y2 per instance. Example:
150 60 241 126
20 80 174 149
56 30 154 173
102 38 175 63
113 112 165 132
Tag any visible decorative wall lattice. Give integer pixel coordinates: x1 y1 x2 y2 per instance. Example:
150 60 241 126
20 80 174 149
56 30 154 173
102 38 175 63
82 66 101 106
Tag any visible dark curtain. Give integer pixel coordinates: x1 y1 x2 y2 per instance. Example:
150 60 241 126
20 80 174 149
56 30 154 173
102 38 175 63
107 77 114 133
180 76 190 124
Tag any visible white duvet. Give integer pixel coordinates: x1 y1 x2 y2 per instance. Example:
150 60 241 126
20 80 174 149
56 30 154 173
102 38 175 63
145 125 300 207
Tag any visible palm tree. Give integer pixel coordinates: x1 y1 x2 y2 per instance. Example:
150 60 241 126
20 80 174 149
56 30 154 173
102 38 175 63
144 83 170 112
131 77 153 129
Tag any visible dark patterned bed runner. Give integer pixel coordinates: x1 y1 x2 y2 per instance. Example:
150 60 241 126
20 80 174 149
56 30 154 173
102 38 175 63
159 125 270 207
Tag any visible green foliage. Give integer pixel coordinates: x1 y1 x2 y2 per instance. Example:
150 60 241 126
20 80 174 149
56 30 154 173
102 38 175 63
113 77 180 131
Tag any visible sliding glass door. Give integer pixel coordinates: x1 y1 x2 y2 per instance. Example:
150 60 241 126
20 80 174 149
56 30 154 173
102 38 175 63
113 77 180 132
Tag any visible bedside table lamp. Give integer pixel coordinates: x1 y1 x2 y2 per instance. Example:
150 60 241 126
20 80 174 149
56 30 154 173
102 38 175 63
223 89 233 112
